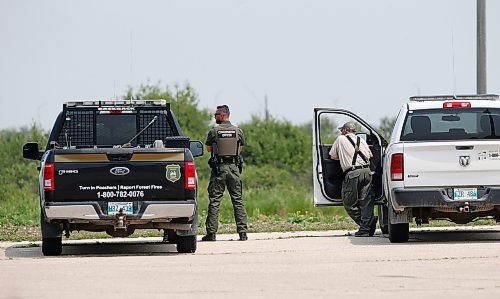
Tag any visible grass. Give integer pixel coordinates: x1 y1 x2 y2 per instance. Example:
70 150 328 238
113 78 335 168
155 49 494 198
0 180 359 242
1 163 499 242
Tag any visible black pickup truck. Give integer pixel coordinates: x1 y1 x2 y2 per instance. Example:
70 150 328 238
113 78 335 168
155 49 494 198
23 100 203 255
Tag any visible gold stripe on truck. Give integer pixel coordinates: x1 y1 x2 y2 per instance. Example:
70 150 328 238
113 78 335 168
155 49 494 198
55 154 109 162
130 153 184 161
55 153 184 162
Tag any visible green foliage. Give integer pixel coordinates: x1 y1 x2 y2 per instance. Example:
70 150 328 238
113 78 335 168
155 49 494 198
241 164 295 189
0 124 48 226
239 115 312 177
196 177 349 228
377 116 397 141
126 82 213 179
126 82 212 141
0 82 402 240
318 118 339 144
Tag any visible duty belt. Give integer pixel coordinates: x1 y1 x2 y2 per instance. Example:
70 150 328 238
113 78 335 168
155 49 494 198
344 164 369 174
217 156 237 164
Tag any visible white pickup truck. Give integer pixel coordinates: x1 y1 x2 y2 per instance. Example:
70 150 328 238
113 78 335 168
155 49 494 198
313 94 500 243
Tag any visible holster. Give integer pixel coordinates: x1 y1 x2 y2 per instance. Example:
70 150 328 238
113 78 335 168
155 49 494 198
208 157 220 175
236 156 244 174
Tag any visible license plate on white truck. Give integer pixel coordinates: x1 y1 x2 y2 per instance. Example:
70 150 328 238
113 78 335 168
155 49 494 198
108 202 133 214
453 188 478 200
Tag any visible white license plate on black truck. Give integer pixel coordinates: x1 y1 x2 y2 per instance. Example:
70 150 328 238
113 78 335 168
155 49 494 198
108 202 133 214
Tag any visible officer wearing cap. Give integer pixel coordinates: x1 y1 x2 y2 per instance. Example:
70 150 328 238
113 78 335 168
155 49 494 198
329 122 377 237
202 105 248 241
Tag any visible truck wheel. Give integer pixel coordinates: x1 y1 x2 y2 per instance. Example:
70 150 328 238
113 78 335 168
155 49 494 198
176 235 197 253
388 222 409 243
378 205 389 234
42 237 62 256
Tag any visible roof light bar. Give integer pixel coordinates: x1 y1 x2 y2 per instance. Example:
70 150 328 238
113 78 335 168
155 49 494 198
410 94 499 102
65 100 167 107
98 110 134 114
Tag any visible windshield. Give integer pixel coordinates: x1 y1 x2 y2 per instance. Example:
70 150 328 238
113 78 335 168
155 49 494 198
400 108 500 141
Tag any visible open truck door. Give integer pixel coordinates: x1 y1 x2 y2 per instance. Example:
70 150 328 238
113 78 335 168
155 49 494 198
312 108 387 207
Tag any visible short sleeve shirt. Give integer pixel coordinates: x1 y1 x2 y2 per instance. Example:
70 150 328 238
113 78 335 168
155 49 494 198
205 121 245 146
329 133 373 172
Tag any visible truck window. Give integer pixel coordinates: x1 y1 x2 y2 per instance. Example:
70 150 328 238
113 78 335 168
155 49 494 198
57 110 176 147
400 108 500 141
96 115 137 146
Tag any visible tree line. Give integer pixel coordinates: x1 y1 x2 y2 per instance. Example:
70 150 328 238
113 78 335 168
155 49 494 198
0 83 396 226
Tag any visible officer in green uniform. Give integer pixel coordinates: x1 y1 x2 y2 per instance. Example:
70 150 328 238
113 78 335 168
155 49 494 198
202 105 248 241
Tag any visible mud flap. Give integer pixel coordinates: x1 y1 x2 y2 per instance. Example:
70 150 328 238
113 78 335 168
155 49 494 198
176 207 198 237
389 206 412 224
40 210 63 238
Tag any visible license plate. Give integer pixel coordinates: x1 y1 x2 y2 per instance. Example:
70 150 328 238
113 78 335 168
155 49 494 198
453 188 478 200
108 202 133 214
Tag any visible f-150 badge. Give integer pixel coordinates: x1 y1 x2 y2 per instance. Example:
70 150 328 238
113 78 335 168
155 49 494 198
166 165 181 183
459 155 470 167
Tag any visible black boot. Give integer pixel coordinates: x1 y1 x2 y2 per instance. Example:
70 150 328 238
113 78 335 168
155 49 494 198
238 232 248 241
202 233 216 241
355 216 378 237
354 230 370 237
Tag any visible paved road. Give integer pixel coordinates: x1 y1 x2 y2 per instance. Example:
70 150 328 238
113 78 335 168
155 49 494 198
2 226 500 299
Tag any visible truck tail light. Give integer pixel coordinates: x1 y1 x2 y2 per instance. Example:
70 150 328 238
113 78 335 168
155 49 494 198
443 102 471 108
184 161 196 190
391 154 404 181
43 163 55 191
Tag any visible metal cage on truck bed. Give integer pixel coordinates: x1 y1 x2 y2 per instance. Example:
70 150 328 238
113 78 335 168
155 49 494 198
51 100 181 148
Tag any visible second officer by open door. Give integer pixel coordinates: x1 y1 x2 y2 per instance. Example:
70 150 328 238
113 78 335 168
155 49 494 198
202 105 248 241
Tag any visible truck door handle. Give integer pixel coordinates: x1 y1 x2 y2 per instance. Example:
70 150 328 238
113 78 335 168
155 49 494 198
456 146 473 150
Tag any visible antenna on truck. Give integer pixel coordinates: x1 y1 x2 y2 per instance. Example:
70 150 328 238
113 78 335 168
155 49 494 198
122 115 158 147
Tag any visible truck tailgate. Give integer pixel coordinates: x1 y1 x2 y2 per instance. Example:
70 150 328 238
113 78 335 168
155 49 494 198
403 141 500 187
49 150 188 201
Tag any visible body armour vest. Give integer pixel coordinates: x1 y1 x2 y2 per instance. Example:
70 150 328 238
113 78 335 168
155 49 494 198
214 125 240 156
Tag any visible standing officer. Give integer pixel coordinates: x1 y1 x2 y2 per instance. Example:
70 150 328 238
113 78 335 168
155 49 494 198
329 122 377 237
202 105 248 241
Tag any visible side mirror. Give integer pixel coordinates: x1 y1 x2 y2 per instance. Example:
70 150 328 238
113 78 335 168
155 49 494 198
189 140 204 157
23 142 43 160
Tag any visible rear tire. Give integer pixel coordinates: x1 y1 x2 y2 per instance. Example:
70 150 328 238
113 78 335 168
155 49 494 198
42 237 62 256
388 222 409 243
176 235 197 253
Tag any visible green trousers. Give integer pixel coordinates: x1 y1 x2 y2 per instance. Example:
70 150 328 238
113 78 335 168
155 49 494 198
206 163 248 234
341 168 375 233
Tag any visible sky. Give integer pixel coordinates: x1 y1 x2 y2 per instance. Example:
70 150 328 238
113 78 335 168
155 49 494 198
1 0 499 130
